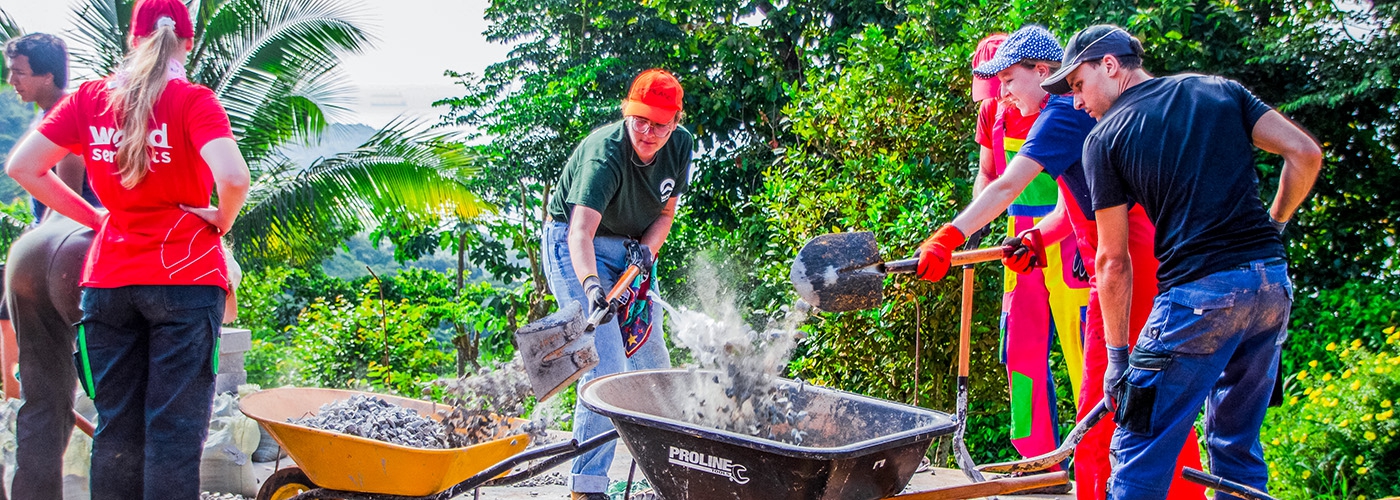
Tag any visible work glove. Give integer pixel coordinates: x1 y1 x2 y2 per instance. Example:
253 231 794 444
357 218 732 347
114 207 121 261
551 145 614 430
582 275 614 325
626 240 655 277
916 224 966 282
1104 345 1130 408
1001 228 1048 275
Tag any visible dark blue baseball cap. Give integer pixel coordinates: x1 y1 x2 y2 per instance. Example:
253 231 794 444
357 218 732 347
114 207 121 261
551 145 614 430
1042 25 1145 95
972 25 1064 79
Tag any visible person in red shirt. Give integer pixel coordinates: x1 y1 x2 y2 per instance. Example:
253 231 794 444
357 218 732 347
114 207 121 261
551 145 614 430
4 1 249 498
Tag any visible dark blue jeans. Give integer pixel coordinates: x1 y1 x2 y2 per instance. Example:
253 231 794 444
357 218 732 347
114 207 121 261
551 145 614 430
78 285 224 500
1108 259 1292 500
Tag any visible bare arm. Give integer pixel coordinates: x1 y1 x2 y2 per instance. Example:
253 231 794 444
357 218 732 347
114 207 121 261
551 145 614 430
1251 111 1323 223
567 205 604 285
950 154 1044 235
181 138 250 233
973 146 996 197
1094 204 1133 349
6 133 104 229
637 196 678 259
1034 195 1074 246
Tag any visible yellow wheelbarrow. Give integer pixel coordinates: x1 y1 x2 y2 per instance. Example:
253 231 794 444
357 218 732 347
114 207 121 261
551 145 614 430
240 387 617 500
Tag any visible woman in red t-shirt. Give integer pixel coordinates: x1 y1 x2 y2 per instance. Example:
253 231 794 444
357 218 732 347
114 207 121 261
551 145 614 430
4 1 248 498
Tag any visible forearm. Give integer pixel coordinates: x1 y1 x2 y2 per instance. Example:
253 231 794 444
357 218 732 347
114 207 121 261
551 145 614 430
212 181 248 232
567 229 600 286
1269 153 1323 222
1035 199 1074 246
951 156 1040 236
13 170 102 229
1097 253 1133 348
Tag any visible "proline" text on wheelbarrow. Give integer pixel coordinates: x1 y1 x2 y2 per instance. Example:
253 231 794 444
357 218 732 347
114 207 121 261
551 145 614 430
668 445 751 484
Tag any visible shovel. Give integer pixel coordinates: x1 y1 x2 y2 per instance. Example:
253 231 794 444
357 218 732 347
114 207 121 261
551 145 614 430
514 264 643 402
977 398 1110 474
790 231 1007 312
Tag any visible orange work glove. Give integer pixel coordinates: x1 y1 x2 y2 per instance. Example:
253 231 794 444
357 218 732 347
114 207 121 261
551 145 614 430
916 224 967 282
1001 228 1048 274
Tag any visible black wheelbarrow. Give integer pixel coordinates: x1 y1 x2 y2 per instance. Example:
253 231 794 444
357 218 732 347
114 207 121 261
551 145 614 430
580 369 1068 500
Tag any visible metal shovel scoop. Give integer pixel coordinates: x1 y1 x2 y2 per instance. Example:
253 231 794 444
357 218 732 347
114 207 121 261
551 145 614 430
790 231 1007 312
514 263 645 402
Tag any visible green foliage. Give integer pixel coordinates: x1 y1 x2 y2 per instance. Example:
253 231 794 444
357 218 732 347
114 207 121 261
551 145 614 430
1262 327 1400 499
1284 278 1400 379
0 198 33 264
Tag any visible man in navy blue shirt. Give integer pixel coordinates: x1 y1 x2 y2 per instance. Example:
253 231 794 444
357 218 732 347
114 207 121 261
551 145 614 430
1043 25 1323 500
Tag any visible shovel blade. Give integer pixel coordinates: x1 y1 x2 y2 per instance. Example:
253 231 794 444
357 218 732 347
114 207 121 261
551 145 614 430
514 302 599 401
790 231 886 312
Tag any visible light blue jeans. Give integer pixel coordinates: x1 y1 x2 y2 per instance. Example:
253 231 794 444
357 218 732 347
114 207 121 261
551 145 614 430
541 221 670 493
1108 258 1293 500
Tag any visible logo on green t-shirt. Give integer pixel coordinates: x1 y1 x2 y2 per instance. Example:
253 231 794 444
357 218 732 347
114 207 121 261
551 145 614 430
660 178 676 202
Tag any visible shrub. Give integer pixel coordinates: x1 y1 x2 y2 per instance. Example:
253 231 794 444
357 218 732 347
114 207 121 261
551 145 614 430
1262 326 1400 499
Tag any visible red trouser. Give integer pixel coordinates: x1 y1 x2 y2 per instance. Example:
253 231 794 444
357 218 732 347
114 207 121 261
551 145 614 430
1072 206 1206 500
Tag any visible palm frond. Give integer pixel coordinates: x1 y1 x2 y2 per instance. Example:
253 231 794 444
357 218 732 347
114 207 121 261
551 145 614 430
0 7 23 42
67 0 134 77
190 0 373 97
231 119 493 267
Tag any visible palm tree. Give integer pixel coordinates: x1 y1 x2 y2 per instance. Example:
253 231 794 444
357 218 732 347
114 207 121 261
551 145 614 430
61 0 491 267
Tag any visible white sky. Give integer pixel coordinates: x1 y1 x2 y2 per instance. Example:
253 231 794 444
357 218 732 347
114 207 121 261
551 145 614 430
1 0 512 128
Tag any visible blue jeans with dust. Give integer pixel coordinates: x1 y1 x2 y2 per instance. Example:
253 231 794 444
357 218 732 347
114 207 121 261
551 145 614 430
79 285 225 500
1108 259 1292 500
542 221 671 493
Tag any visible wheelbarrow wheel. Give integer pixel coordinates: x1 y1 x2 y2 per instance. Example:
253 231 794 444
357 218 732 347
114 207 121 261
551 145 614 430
258 467 317 500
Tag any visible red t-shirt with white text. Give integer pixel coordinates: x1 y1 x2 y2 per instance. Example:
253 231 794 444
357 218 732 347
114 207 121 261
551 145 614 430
38 78 234 290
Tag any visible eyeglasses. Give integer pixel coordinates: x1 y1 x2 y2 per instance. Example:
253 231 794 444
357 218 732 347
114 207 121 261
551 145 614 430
627 116 677 137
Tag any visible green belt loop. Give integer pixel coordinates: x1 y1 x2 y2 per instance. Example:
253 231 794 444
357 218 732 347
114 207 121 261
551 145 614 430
76 324 96 399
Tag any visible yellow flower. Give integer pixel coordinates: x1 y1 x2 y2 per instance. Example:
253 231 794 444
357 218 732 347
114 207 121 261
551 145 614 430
1365 431 1377 440
1271 438 1281 445
1385 326 1396 334
1302 470 1312 479
1340 419 1349 427
1353 338 1363 348
1290 396 1300 405
1309 360 1319 368
1384 400 1393 408
1343 369 1352 379
1351 380 1362 391
1363 413 1374 421
1304 387 1314 395
1358 467 1368 475
1381 409 1395 421
1323 373 1333 381
1356 455 1365 465
1327 342 1338 351
1298 370 1309 380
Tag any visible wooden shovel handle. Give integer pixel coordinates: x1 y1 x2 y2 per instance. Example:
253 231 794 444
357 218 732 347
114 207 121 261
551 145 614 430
883 247 1006 274
885 471 1069 499
606 265 641 303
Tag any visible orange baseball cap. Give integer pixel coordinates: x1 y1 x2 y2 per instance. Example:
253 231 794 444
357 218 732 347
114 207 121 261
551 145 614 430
622 69 683 124
971 33 1008 102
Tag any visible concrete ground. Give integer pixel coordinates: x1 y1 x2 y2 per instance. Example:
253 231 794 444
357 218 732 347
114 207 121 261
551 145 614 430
253 431 1074 500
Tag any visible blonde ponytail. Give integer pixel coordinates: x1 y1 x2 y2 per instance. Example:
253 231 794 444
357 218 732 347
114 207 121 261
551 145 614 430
110 25 182 189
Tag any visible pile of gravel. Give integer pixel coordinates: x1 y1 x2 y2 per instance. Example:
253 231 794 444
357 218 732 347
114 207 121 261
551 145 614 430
201 493 248 500
291 394 450 449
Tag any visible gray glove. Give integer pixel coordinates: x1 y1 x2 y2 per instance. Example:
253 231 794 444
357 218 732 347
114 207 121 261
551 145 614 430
582 275 613 325
1104 345 1130 407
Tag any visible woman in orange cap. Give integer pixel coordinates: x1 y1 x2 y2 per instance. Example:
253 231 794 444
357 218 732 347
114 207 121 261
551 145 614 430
5 0 249 498
542 68 692 500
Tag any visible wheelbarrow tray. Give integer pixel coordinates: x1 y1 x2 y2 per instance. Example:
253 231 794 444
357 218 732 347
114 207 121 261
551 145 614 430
581 369 955 500
240 387 530 497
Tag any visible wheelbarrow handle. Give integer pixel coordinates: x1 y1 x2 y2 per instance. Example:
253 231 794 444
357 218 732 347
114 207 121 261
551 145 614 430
435 430 621 499
883 247 1006 274
885 470 1069 499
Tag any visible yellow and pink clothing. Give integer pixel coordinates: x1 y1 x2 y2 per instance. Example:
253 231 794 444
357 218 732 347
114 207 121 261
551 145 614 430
975 99 1090 462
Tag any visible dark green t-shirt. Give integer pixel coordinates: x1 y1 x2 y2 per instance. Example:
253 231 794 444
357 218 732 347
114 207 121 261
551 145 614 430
547 120 693 238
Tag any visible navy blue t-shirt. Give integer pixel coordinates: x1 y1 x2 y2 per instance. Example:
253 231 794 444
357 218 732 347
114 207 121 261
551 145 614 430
1019 95 1098 221
1084 74 1283 292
